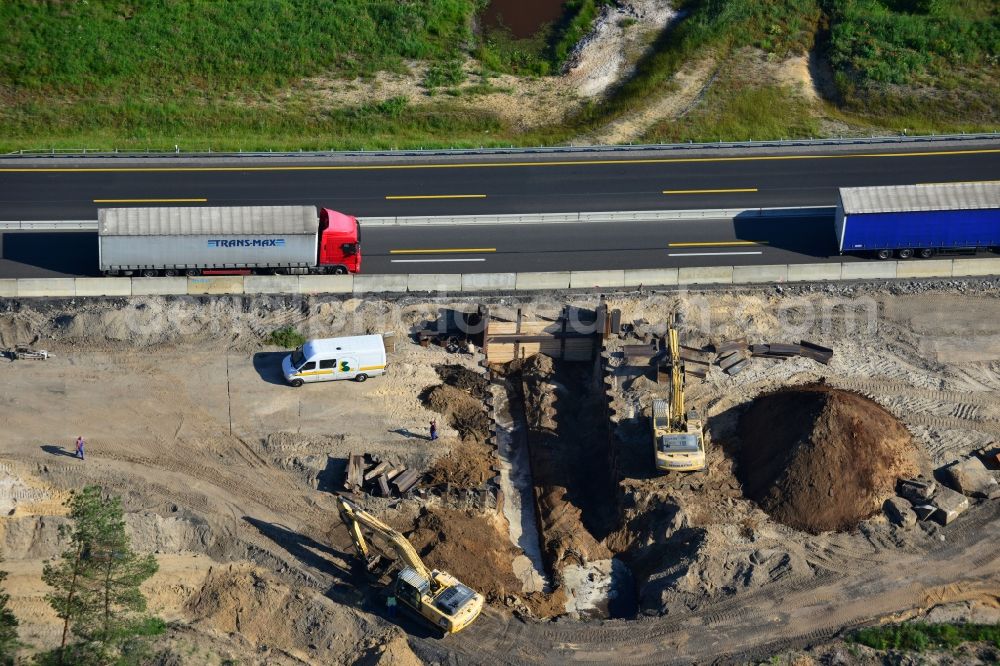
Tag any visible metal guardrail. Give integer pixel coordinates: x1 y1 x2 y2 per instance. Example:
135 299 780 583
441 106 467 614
0 220 97 231
3 133 998 159
0 208 834 233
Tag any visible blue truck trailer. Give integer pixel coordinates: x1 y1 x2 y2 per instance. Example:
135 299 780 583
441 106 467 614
836 182 1000 259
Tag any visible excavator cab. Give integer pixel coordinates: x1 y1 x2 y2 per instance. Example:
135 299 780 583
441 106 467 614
396 567 430 610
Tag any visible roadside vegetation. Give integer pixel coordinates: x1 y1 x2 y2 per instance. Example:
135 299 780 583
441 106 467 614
850 622 1000 652
0 0 995 151
266 326 307 349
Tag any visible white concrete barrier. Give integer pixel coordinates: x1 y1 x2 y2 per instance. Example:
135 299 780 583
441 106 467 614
407 274 463 292
461 273 516 291
841 261 897 280
16 278 75 297
131 277 188 296
678 266 734 285
243 275 300 294
895 259 954 279
74 277 131 297
733 264 789 284
623 268 679 287
514 272 571 291
0 279 17 298
298 275 354 294
569 270 626 289
353 274 408 293
187 276 244 295
952 257 1000 277
787 263 842 282
360 206 834 227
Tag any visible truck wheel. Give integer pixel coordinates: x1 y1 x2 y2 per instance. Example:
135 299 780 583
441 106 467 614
185 268 201 277
141 269 158 277
163 269 178 277
354 373 368 383
897 248 913 259
918 248 934 259
289 378 304 388
876 249 892 260
333 266 348 275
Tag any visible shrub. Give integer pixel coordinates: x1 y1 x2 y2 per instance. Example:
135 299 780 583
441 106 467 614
266 326 306 349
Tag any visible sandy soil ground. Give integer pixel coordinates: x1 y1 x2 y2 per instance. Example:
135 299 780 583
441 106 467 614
0 283 997 663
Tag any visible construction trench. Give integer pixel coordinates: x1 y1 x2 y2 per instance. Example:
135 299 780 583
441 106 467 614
0 288 999 663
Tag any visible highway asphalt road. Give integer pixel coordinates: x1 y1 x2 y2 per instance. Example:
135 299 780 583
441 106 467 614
1 214 997 278
1 143 998 221
0 142 997 277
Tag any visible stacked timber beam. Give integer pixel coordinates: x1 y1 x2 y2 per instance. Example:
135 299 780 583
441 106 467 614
344 453 421 498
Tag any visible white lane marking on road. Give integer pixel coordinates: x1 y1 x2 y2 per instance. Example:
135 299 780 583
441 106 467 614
667 251 764 257
389 258 487 263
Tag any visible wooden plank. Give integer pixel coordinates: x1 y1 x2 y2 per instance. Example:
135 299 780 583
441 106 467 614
716 338 748 355
378 474 391 497
364 461 389 481
514 309 522 361
392 469 420 494
346 453 365 490
386 466 404 481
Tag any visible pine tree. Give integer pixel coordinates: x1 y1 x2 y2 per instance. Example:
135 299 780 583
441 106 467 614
42 486 159 665
0 564 19 666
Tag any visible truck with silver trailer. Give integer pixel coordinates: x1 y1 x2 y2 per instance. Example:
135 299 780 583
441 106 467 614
98 205 361 276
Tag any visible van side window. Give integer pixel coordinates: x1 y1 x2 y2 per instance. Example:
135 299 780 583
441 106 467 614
299 361 316 371
320 359 337 369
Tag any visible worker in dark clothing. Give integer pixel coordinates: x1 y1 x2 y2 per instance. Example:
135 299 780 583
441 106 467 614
429 420 438 441
386 595 398 618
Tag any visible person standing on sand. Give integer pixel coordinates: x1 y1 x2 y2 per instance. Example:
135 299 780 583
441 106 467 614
429 420 438 441
75 436 85 460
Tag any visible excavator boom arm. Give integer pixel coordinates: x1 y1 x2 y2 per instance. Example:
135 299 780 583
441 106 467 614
336 496 432 580
669 328 685 426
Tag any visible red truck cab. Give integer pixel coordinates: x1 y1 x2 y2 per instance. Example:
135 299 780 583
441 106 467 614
318 208 361 274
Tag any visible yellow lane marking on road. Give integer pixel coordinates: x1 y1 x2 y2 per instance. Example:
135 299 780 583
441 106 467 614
663 188 758 194
93 198 207 203
668 241 768 248
390 248 496 255
2 148 997 173
385 194 487 200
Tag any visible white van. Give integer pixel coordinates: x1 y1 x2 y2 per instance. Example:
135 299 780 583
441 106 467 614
282 335 387 387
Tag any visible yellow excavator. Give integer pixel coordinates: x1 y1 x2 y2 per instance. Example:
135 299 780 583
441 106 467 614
652 326 706 472
336 496 484 634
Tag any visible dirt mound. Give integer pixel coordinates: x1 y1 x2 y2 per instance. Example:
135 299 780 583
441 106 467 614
737 384 918 534
405 508 522 603
423 438 494 488
434 364 489 398
400 507 567 618
185 563 392 664
420 384 490 444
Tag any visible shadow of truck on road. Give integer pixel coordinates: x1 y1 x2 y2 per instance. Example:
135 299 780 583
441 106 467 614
732 213 837 259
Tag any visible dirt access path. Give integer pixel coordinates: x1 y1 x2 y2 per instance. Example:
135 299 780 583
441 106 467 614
416 501 999 664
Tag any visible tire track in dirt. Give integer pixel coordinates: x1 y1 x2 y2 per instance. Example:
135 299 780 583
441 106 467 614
415 502 999 664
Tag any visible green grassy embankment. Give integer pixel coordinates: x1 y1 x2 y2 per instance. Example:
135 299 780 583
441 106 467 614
0 0 996 151
0 0 502 151
598 0 998 143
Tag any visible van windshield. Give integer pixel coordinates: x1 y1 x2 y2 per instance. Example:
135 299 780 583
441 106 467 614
290 348 305 368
